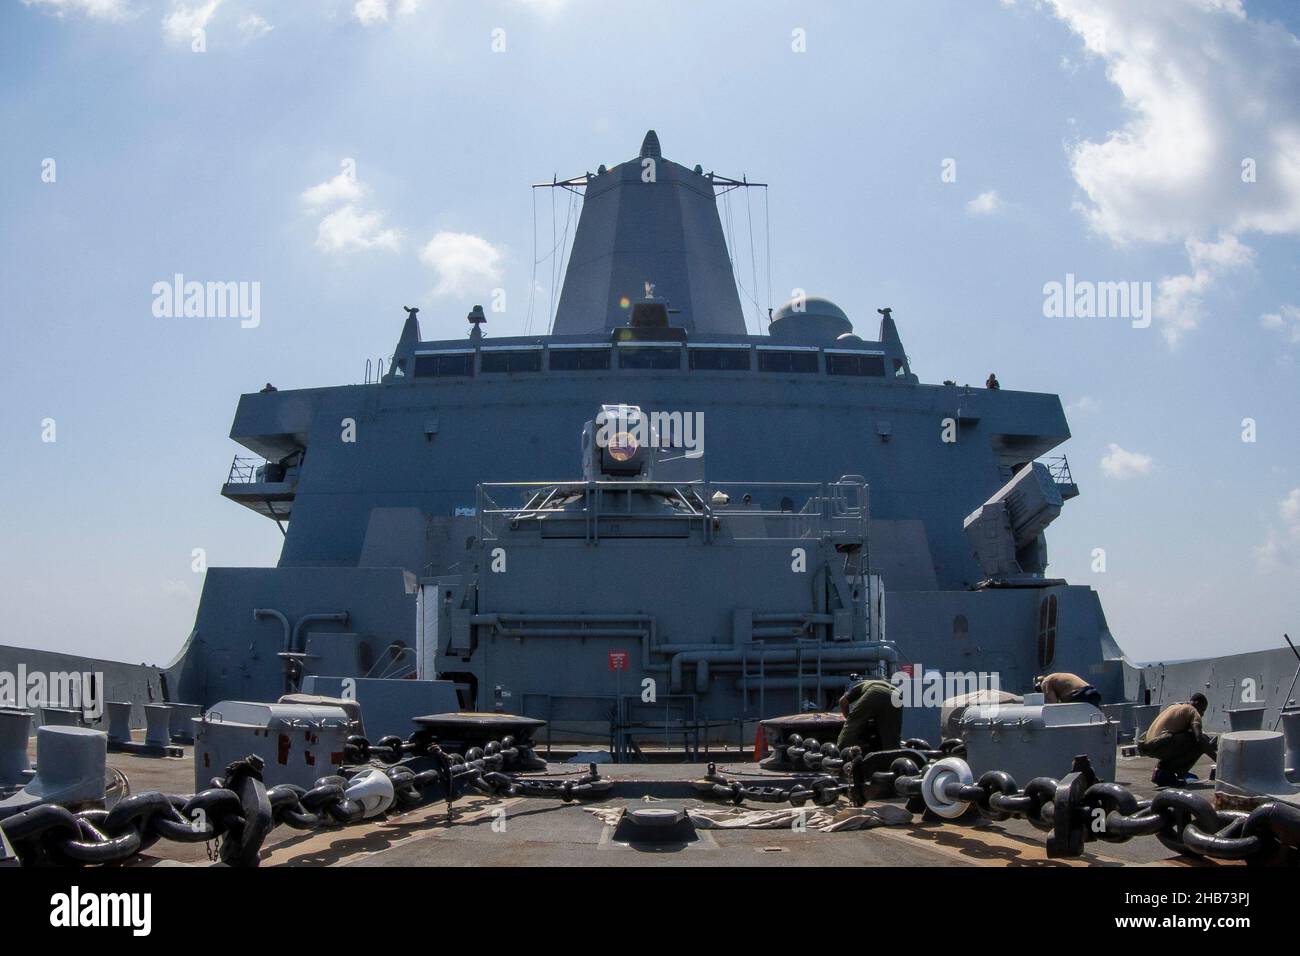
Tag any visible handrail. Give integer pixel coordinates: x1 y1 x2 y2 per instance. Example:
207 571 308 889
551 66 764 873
476 478 869 544
226 456 260 484
225 455 297 486
1041 454 1074 486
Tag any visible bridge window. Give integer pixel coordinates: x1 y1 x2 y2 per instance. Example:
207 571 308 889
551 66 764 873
689 348 751 371
481 349 542 373
549 348 610 371
758 350 819 373
827 353 885 377
618 347 681 370
413 353 474 378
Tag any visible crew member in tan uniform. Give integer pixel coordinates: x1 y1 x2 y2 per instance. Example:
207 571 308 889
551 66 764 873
1034 672 1102 708
1137 693 1218 787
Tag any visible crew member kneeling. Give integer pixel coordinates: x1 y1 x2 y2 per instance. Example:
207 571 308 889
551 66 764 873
836 678 903 753
1137 693 1218 787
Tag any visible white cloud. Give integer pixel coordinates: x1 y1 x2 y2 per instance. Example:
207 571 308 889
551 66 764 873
353 0 387 24
1035 0 1300 342
162 0 222 44
1257 488 1300 570
1067 395 1100 415
1050 0 1300 243
965 190 1003 216
302 162 400 254
1154 234 1254 345
419 232 504 297
300 168 365 209
1261 304 1300 345
21 0 131 19
1283 490 1300 526
353 0 422 26
238 12 272 41
316 206 402 253
1099 443 1153 479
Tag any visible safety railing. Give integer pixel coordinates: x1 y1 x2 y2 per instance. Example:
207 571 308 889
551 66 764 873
475 478 868 544
225 456 293 485
1040 455 1074 487
226 456 263 484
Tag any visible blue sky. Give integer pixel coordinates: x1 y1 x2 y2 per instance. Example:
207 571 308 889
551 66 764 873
1 0 1297 664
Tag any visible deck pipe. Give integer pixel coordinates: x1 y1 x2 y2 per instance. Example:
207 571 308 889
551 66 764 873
256 608 349 693
253 607 290 651
291 612 350 655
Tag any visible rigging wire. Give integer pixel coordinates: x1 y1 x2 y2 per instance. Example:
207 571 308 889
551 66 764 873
526 187 539 335
744 181 761 331
721 185 767 334
764 185 772 323
526 180 582 335
720 188 743 334
547 181 557 335
547 188 580 334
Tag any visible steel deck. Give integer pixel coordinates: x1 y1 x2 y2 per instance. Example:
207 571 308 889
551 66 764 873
80 736 1228 868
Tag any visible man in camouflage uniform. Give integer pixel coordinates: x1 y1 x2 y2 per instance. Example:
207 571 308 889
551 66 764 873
836 678 903 753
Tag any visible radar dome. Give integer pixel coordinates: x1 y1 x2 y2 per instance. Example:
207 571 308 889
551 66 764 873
768 296 853 343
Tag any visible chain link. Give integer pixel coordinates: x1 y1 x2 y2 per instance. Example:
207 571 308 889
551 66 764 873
0 730 608 867
6 727 1299 867
704 736 1300 865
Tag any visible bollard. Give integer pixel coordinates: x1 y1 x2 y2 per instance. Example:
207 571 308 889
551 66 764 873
0 711 34 789
167 703 203 744
104 702 133 745
1132 704 1161 742
1226 705 1267 733
21 726 107 806
1215 730 1299 801
38 707 83 729
1281 710 1300 783
143 704 173 748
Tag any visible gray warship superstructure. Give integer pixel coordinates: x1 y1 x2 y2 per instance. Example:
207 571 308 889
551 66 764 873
4 132 1295 740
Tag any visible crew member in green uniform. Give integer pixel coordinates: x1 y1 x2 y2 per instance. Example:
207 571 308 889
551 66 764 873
836 678 903 753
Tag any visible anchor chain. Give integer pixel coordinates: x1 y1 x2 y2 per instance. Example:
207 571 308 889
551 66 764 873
0 731 608 868
8 727 1299 867
703 742 1300 866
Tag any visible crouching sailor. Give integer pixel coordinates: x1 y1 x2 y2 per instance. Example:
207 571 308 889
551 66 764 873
836 678 903 753
1034 672 1102 708
1137 693 1219 787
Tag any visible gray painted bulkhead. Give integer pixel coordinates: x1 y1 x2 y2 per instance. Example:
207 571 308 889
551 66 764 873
6 131 1275 745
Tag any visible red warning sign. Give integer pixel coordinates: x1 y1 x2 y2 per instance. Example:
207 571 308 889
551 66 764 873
608 651 629 671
